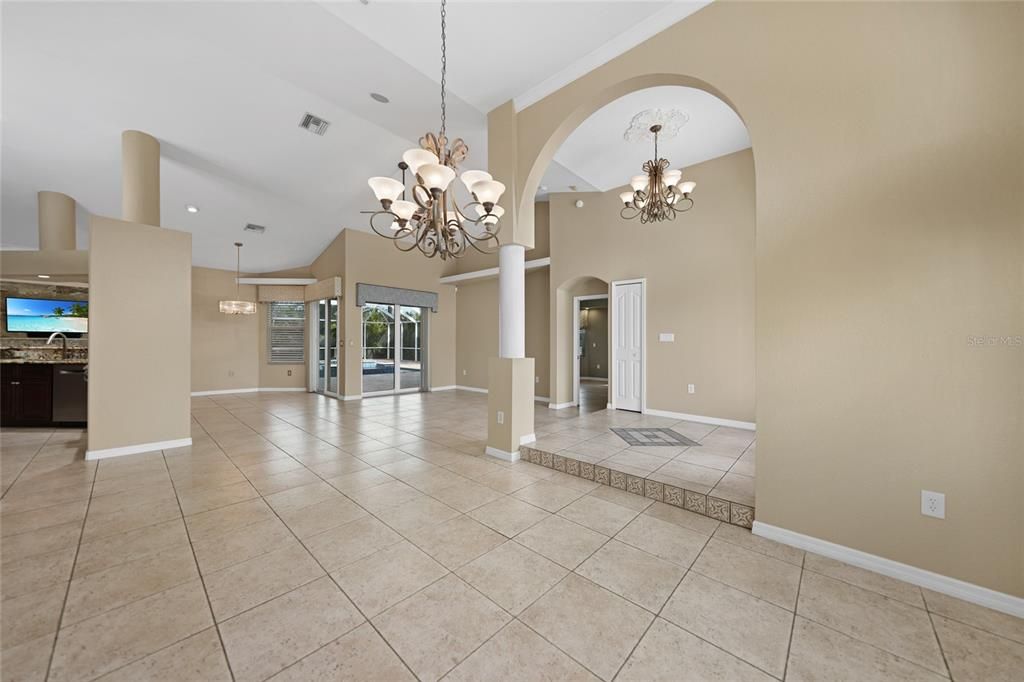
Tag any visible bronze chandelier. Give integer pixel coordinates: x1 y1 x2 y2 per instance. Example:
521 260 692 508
619 124 696 223
364 0 504 260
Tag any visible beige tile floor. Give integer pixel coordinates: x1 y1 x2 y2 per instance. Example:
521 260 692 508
1 390 1021 681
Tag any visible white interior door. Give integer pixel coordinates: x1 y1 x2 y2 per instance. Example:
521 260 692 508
612 281 644 412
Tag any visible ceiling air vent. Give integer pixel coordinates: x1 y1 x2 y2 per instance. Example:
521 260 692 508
299 112 330 136
244 223 266 234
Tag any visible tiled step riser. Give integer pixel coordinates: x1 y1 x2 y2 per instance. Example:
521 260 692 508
520 446 754 528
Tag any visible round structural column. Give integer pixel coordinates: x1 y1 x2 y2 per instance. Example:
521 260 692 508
498 243 526 358
37 191 76 250
121 130 160 226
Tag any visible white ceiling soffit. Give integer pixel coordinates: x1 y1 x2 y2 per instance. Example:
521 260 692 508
513 0 713 111
552 85 750 192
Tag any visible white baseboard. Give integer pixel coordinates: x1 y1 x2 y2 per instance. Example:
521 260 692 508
191 387 306 397
341 394 362 401
191 388 259 396
86 437 192 461
549 401 577 410
430 385 457 392
519 433 537 445
485 445 521 462
752 521 1024 619
644 407 756 431
455 385 549 403
606 402 613 409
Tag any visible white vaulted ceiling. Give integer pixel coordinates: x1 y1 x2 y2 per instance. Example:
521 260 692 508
1 1 720 271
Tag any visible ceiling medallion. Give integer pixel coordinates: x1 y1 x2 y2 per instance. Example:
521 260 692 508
623 108 689 143
619 124 696 224
219 242 256 315
364 0 504 260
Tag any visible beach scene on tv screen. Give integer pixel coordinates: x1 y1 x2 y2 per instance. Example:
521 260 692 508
6 298 89 333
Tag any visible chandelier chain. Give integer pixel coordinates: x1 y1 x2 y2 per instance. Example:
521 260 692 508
440 0 447 142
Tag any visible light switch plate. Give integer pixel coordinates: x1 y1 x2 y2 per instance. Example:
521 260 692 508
496 411 504 425
687 384 695 394
659 333 675 342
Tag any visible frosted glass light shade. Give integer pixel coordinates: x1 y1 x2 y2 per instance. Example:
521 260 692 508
471 180 505 205
219 300 256 315
678 180 696 194
402 148 438 174
368 176 404 202
391 199 417 221
460 170 492 194
663 169 682 186
619 191 634 206
474 204 504 225
418 163 456 192
630 175 649 192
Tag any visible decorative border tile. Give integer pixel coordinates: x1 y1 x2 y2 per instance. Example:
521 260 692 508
684 490 707 515
579 462 595 481
730 503 754 529
664 485 683 508
707 496 730 522
522 445 754 527
644 479 664 502
609 469 627 490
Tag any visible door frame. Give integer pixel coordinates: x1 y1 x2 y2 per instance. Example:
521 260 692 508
572 294 609 407
610 278 647 413
361 302 428 397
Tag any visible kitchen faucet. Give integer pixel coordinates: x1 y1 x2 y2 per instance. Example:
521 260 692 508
46 331 68 359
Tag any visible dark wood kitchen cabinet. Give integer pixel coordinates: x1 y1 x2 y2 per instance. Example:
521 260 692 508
1 364 54 426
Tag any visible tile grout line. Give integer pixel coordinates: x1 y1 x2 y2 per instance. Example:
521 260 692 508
0 428 60 500
780 552 806 680
160 423 238 682
42 447 98 682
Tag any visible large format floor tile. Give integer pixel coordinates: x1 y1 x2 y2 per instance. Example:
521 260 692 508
3 391 1021 682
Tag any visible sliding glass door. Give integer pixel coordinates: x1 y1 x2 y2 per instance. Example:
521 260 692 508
312 298 339 395
362 303 426 395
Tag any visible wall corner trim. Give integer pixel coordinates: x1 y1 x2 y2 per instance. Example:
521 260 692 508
86 437 192 461
643 408 756 431
752 521 1024 619
485 445 521 462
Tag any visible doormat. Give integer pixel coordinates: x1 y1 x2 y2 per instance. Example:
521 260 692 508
611 427 700 447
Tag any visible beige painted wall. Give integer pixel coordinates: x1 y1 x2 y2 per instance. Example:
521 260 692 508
549 150 755 420
455 268 550 397
312 229 456 397
191 267 259 393
88 216 191 451
499 2 1023 594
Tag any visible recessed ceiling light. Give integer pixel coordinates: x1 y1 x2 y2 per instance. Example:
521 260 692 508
370 92 390 104
186 204 199 214
37 274 51 279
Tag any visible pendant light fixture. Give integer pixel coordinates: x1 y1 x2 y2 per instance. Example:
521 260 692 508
219 242 256 315
620 122 696 224
364 0 505 260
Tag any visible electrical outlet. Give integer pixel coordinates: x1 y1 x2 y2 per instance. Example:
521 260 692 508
596 364 600 370
287 369 292 376
228 370 235 377
535 376 540 384
463 369 467 376
921 490 945 519
496 411 504 425
687 384 695 394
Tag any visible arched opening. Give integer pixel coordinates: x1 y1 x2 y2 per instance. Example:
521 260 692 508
526 77 757 526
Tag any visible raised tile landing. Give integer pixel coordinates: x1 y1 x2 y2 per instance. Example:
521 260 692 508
524 411 756 528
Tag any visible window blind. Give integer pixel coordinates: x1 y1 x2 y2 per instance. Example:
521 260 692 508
268 301 305 364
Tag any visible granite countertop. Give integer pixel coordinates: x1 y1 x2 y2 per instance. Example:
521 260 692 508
0 358 88 365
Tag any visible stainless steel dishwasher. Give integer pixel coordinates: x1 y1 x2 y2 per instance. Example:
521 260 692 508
52 364 88 423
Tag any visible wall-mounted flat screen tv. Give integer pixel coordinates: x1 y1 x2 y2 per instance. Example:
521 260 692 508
5 297 89 333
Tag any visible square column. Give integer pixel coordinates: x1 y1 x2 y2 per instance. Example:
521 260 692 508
486 357 535 461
